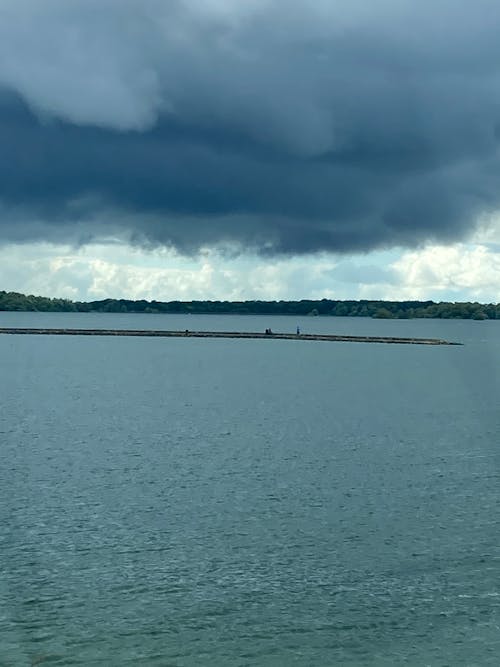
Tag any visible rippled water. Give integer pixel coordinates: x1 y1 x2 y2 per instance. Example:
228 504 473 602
1 314 499 666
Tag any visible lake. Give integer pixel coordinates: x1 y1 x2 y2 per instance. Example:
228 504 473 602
1 313 499 666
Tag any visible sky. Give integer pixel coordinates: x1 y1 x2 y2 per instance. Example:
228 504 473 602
1 0 500 302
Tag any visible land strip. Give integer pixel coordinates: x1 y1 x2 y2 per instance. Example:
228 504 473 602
0 328 461 345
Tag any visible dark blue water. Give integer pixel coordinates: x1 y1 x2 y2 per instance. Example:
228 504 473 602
1 314 499 666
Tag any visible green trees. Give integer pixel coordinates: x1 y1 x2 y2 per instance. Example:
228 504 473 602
1 290 499 319
0 291 76 312
373 307 393 319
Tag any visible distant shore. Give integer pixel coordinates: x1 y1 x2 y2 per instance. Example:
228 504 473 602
0 290 497 320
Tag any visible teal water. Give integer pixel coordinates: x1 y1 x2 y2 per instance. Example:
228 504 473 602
1 314 499 666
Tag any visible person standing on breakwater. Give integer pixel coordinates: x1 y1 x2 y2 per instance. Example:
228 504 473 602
296 325 300 335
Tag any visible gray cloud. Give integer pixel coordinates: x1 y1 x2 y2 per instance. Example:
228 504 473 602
1 0 500 254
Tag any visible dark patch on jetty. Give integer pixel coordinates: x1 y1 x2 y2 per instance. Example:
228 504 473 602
0 328 461 345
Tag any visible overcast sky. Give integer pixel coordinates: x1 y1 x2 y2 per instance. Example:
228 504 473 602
1 0 500 301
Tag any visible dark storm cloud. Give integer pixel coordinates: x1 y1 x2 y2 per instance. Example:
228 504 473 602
1 0 500 253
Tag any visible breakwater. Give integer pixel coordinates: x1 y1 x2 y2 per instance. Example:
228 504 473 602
0 327 461 345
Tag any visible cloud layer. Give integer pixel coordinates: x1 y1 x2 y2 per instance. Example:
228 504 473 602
3 240 500 303
1 0 500 254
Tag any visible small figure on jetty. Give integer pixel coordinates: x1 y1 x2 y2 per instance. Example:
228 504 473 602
296 325 300 335
265 328 273 335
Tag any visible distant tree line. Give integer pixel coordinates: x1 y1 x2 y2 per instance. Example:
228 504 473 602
0 290 499 319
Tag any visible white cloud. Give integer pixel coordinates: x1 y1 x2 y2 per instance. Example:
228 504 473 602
0 239 499 303
386 244 500 302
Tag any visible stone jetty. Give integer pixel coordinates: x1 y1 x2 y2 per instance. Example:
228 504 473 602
0 328 461 345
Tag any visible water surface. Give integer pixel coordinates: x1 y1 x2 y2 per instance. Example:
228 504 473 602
1 314 499 665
